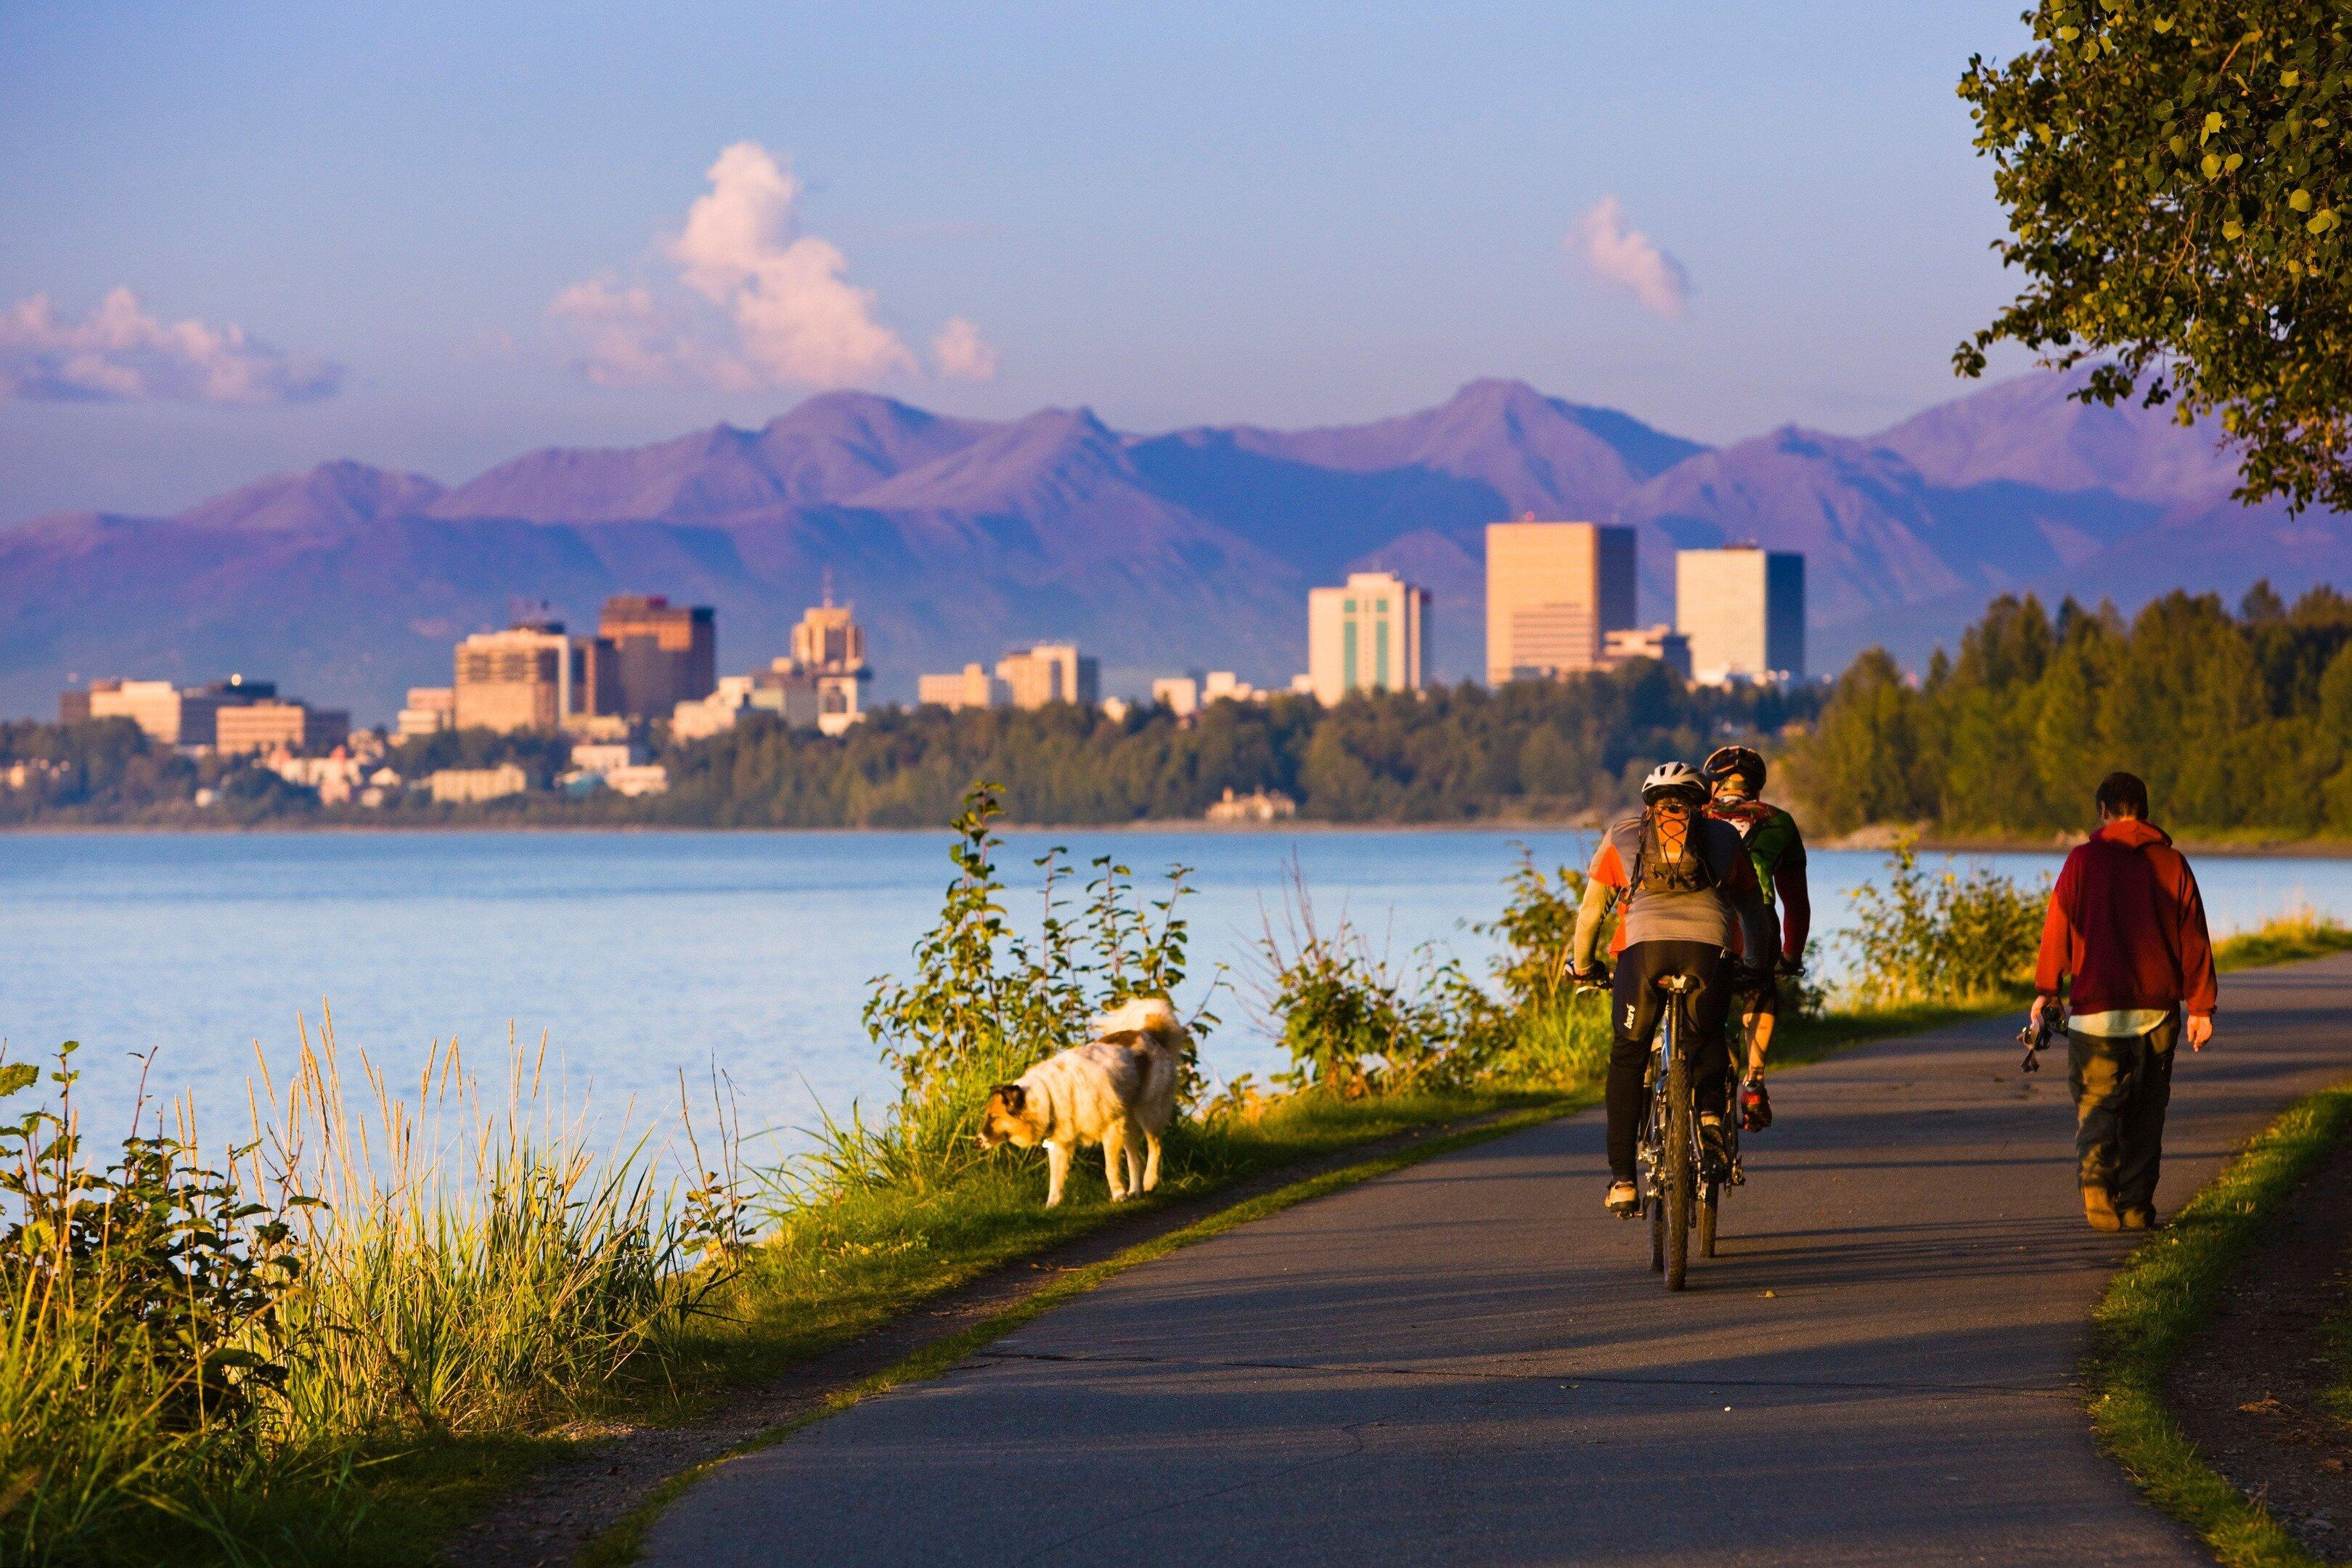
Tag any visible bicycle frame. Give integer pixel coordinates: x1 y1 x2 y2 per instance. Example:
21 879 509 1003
1636 971 1731 1290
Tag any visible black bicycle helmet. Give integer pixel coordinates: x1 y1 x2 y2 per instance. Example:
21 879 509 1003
1703 744 1766 792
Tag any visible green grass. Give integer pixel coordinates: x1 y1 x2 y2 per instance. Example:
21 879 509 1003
2085 1082 2352 1568
2216 908 2352 972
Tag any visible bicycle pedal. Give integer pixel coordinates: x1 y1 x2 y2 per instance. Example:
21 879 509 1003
1728 1161 1747 1186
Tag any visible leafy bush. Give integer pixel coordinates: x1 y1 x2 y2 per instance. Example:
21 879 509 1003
1842 838 2047 1006
821 782 1210 1196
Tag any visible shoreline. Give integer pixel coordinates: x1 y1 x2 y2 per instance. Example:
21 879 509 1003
6 818 2352 857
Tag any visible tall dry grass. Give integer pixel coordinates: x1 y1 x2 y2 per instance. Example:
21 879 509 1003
0 1015 741 1566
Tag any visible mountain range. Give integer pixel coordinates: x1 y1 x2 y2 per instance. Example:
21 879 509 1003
3 371 2340 720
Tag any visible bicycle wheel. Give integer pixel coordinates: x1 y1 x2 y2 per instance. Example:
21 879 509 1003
1649 1193 1665 1273
1664 1013 1693 1291
1699 1180 1718 1257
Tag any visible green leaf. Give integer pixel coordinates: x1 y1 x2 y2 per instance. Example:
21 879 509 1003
0 1063 36 1101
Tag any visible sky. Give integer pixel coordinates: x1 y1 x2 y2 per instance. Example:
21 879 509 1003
0 1 2042 525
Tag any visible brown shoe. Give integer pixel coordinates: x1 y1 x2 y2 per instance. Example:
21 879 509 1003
2083 1188 2122 1231
2120 1207 2158 1231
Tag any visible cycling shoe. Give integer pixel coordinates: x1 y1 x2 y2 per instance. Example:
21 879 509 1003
1741 1076 1773 1132
1605 1180 1641 1218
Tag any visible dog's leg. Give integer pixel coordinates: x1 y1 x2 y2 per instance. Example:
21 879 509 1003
1045 1140 1070 1206
1123 1122 1147 1198
1142 1126 1162 1193
1103 1120 1130 1201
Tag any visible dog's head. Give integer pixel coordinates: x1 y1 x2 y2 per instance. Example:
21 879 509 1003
976 1082 1042 1150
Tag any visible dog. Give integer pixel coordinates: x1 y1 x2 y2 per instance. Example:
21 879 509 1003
976 997 1188 1205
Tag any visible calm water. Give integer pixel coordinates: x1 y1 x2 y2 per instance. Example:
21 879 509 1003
3 830 2343 1156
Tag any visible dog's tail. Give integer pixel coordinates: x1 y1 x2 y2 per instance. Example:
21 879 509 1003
1095 995 1180 1040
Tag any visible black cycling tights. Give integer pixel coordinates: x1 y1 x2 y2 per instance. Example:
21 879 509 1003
1605 939 1735 1182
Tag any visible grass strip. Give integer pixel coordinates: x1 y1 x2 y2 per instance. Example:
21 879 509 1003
2086 1082 2352 1568
575 1091 1593 1568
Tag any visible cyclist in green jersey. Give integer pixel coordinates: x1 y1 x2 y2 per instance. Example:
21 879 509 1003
1701 745 1811 1132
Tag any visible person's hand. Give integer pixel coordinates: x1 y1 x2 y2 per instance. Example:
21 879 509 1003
2029 994 2051 1029
2186 1013 2214 1051
1779 955 1805 979
1572 963 1610 991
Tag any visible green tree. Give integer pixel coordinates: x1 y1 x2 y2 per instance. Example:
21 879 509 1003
1958 1 2352 510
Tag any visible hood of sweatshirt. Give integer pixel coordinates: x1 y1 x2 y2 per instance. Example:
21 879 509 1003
2094 817 2172 850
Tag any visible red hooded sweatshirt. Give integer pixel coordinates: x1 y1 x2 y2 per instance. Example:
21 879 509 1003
2034 818 2217 1017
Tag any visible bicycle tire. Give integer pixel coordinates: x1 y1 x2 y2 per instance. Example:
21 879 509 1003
1699 1180 1718 1258
1664 1007 1692 1291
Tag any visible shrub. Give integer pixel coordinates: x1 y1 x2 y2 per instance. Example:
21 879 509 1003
821 782 1212 1196
1842 837 2046 1006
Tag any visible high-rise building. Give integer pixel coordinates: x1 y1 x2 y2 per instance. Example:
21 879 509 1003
453 623 617 733
996 644 1099 709
918 664 1007 711
786 592 870 735
598 595 716 719
1307 571 1428 706
1485 521 1638 685
1675 546 1805 685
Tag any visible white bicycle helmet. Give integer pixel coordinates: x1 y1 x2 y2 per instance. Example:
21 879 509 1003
1640 759 1709 805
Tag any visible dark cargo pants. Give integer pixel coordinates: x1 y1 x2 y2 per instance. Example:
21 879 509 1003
2067 1012 2180 1213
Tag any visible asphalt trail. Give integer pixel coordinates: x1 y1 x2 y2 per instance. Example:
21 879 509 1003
644 957 2352 1567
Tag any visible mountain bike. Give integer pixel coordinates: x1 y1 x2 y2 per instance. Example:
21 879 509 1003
1638 972 1741 1290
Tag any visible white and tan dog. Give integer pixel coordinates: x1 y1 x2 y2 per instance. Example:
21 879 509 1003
976 997 1188 1205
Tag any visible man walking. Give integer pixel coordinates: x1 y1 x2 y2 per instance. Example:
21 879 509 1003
2030 771 2217 1231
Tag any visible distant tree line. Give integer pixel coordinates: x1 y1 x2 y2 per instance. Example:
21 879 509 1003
1784 584 2352 839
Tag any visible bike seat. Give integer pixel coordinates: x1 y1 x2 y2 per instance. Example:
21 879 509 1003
1654 973 1696 995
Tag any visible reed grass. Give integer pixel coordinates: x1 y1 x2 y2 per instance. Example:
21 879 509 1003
0 1016 738 1567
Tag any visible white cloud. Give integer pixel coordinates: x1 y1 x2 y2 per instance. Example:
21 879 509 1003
1571 197 1691 318
548 276 754 391
0 287 340 404
555 141 993 392
931 317 998 380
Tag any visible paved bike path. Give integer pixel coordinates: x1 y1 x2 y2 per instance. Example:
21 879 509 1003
645 957 2352 1567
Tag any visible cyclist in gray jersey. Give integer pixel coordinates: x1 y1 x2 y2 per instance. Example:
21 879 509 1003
1570 761 1776 1217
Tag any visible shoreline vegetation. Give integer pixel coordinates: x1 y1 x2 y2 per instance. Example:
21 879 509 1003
7 782 2348 1567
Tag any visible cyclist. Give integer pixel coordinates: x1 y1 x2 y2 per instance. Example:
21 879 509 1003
1570 761 1778 1217
1701 744 1812 1133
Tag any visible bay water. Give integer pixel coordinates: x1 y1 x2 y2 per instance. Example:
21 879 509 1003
3 830 2341 1161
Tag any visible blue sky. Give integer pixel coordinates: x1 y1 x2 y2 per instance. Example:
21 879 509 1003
0 1 2039 523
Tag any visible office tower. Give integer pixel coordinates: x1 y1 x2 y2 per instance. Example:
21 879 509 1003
1306 571 1429 706
599 595 716 719
453 622 617 733
1675 546 1806 685
1485 521 1638 685
996 644 1100 709
787 592 870 735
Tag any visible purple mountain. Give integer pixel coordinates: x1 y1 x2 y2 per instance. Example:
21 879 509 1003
3 373 2346 719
